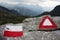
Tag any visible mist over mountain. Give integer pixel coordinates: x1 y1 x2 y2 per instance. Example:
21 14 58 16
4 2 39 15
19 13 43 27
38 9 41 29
0 2 16 9
1 2 60 17
14 4 43 16
0 2 43 16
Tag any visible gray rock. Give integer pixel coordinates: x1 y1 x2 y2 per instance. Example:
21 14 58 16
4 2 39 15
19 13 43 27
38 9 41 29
0 15 60 40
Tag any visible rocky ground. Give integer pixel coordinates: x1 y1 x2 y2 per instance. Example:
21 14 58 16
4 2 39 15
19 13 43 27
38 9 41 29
0 15 60 40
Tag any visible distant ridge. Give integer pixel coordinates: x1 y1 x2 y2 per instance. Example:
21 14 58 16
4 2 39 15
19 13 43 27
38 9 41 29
37 5 60 17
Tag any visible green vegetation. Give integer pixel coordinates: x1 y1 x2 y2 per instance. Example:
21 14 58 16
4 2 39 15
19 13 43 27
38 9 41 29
0 6 29 25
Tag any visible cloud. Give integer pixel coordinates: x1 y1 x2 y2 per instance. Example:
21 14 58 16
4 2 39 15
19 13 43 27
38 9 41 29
0 0 60 3
40 0 60 1
39 1 60 7
0 0 19 4
0 0 39 3
0 0 19 2
51 0 60 1
0 0 60 8
0 0 40 5
0 0 60 12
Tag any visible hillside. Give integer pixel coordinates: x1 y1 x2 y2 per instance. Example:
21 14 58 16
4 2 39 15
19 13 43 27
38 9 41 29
50 5 60 16
0 6 28 25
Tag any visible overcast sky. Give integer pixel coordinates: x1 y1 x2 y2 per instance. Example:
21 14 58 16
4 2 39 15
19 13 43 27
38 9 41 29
0 0 60 2
0 0 60 11
0 0 60 7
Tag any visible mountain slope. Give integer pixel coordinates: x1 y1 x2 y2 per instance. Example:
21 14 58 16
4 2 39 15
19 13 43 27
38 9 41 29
50 5 60 16
0 6 28 25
